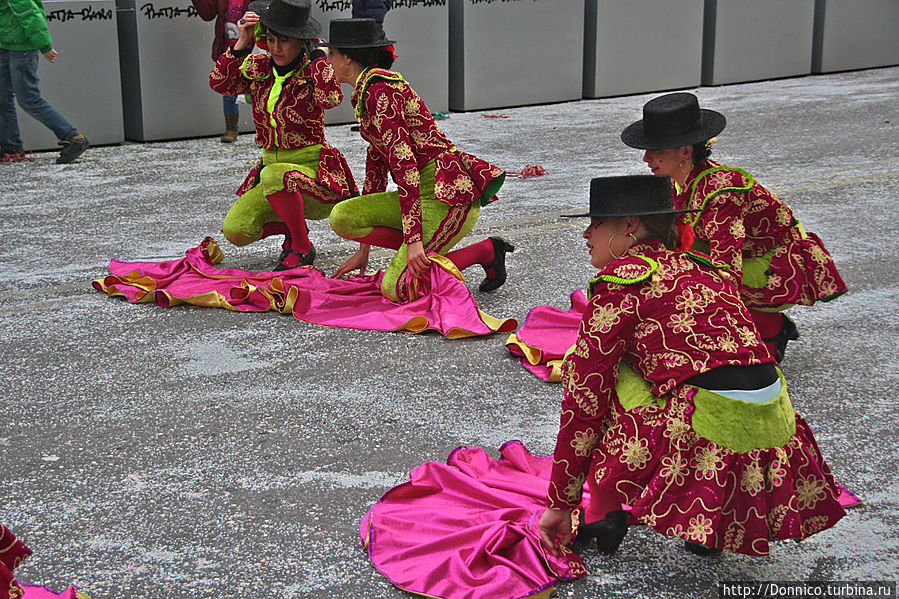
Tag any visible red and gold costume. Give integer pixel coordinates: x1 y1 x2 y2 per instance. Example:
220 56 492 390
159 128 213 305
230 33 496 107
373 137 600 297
209 47 357 250
675 159 847 309
1 525 30 599
352 68 503 244
330 67 504 301
547 240 845 556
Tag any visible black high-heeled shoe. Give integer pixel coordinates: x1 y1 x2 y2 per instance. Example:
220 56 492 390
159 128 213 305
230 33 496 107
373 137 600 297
479 237 514 292
762 313 800 362
573 510 629 554
684 541 723 557
273 243 316 271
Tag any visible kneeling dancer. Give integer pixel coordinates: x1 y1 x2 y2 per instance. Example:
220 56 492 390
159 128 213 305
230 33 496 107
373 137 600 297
324 18 512 302
539 175 845 557
210 0 358 270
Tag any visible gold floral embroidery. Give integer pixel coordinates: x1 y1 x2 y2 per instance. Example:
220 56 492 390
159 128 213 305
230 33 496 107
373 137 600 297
692 446 724 480
729 219 745 238
659 454 688 486
766 504 788 535
403 170 420 187
563 473 586 501
740 461 765 496
716 333 739 353
686 513 714 543
404 96 421 115
588 304 621 334
664 417 691 442
737 326 758 346
620 436 651 470
776 206 792 227
453 175 474 193
668 312 695 334
393 141 414 161
571 429 598 457
795 475 827 511
674 287 708 314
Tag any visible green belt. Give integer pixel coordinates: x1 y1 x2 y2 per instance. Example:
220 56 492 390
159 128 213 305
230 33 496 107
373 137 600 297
261 144 322 169
615 363 796 453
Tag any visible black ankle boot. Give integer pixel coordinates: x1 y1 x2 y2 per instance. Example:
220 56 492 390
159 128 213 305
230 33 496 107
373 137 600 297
277 237 292 263
273 243 315 271
479 237 514 292
574 510 629 554
684 541 722 556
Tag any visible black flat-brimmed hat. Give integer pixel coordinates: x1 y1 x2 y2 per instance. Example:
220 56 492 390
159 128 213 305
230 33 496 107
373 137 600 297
620 92 726 150
248 0 320 39
562 175 700 218
321 18 395 48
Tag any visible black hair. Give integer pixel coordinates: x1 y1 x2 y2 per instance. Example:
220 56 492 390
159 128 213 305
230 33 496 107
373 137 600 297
338 46 395 70
638 213 680 250
691 141 711 165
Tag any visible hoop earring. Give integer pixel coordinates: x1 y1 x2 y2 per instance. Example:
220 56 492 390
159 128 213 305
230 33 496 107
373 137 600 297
609 232 638 260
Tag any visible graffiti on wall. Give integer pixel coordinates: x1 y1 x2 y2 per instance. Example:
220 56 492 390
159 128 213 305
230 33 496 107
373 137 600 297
315 0 444 10
46 6 113 21
139 3 199 19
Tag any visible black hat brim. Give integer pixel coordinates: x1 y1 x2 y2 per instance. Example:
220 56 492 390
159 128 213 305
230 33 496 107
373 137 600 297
561 207 701 218
319 38 396 48
620 109 726 150
249 0 322 39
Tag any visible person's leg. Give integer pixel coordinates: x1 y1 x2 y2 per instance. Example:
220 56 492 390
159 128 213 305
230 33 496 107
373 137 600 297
8 50 77 141
0 49 24 155
221 95 239 143
222 184 280 247
380 199 479 302
329 190 404 248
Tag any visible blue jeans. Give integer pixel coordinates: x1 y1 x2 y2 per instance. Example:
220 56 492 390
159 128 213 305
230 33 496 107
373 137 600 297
0 48 78 153
223 94 239 115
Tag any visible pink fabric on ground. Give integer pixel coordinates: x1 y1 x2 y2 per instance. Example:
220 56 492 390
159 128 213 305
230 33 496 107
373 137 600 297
21 585 78 599
360 441 588 599
92 238 516 339
505 290 586 381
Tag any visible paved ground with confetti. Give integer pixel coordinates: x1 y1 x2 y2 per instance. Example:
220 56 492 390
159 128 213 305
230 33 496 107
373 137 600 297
1 66 897 598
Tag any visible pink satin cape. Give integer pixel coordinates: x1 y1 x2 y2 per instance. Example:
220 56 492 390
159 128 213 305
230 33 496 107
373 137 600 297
360 441 589 599
92 238 517 339
20 585 79 599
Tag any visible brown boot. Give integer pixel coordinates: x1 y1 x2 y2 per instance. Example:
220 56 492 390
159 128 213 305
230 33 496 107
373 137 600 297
220 113 239 143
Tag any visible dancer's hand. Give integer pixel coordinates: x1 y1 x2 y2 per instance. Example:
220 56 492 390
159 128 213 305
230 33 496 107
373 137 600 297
406 241 430 279
334 244 370 278
42 49 58 63
538 507 572 557
234 11 259 51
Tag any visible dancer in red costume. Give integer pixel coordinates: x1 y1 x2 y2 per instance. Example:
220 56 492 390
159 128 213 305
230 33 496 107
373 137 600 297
1 524 87 599
323 19 513 302
210 0 358 271
621 93 847 361
539 174 844 558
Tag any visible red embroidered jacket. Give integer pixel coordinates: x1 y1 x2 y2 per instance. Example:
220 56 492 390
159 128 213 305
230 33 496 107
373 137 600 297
674 159 846 308
0 524 30 599
546 241 773 510
210 48 357 200
351 68 504 245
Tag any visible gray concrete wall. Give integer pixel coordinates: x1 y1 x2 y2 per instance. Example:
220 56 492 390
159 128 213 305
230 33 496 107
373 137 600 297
116 0 255 141
449 0 584 111
17 0 125 151
812 0 899 73
584 0 703 98
702 0 815 86
312 1 449 126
